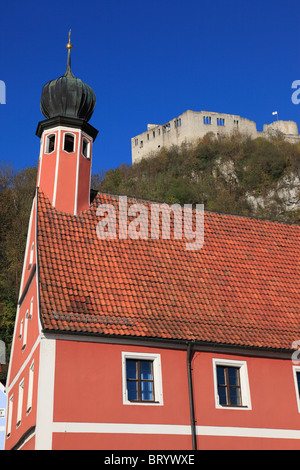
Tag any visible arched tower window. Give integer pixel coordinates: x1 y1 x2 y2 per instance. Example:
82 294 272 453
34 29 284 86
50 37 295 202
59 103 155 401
45 134 56 153
63 133 75 153
82 138 90 159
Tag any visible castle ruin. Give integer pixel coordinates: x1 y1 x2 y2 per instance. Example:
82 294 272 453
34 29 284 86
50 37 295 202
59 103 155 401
131 110 300 164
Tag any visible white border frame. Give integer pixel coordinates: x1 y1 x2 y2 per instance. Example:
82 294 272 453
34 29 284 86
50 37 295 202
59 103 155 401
63 132 76 154
44 133 56 154
292 365 300 413
212 358 252 410
16 378 24 428
82 137 91 159
6 395 13 438
121 351 163 406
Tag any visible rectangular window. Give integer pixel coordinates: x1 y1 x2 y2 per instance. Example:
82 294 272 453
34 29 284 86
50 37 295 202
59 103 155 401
29 297 33 320
45 134 56 153
297 371 300 395
6 395 13 437
27 361 34 414
19 319 23 340
213 358 251 410
64 134 75 153
216 366 241 406
122 352 163 405
292 366 300 412
28 242 34 270
82 139 90 159
22 311 29 350
17 379 24 427
126 359 154 402
23 312 28 348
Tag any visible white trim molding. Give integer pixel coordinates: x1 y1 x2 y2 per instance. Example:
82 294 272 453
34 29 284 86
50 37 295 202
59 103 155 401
74 130 82 216
50 422 300 441
63 131 76 153
292 365 300 413
212 358 252 410
53 422 189 435
121 351 164 406
52 129 62 208
196 425 300 440
35 335 56 450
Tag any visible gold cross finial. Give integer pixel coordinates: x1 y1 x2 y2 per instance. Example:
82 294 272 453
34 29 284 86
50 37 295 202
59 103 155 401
66 29 73 50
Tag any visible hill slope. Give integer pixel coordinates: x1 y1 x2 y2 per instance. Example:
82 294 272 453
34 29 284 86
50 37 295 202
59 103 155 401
94 133 300 224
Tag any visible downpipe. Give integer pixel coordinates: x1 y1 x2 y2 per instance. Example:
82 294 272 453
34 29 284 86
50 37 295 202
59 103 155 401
187 341 197 451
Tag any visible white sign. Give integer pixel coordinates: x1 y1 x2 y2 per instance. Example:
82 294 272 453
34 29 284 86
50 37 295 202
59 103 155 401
0 340 5 364
0 81 5 104
0 409 5 418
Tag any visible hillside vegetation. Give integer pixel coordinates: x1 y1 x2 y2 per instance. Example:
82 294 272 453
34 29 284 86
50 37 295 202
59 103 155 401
0 163 37 382
94 132 300 224
1 132 300 382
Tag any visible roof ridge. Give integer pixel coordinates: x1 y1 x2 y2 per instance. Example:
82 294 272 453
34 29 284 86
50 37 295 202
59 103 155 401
37 187 300 229
92 190 300 229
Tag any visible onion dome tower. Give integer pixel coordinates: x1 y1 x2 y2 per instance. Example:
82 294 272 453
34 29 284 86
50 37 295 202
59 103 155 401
36 31 98 214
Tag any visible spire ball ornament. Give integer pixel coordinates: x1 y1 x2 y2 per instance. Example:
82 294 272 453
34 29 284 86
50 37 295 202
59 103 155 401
40 32 96 122
66 30 73 50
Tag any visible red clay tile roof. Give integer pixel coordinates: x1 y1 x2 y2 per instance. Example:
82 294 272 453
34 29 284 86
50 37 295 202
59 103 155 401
37 189 300 351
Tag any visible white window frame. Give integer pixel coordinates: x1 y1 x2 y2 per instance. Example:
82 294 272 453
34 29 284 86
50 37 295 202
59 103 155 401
27 361 34 414
212 358 252 410
63 132 76 153
292 365 300 413
45 133 56 154
22 310 29 350
121 351 163 406
28 242 34 269
19 319 23 340
6 395 13 438
29 297 34 320
17 379 24 427
82 138 90 159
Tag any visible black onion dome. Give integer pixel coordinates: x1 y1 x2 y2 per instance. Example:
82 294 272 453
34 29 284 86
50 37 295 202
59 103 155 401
40 42 96 122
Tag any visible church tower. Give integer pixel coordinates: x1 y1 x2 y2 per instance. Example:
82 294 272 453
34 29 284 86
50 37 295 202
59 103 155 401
35 31 98 214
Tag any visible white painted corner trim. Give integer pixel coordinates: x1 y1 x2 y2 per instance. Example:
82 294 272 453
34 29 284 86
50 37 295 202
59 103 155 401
35 336 56 450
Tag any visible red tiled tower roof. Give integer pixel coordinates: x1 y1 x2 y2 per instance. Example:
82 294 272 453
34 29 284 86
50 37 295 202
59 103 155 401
37 189 300 351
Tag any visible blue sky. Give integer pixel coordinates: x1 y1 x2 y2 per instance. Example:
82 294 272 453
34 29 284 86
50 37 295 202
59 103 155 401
0 0 300 176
